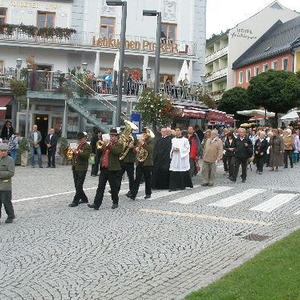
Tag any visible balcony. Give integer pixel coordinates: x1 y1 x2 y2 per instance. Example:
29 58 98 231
0 24 196 57
206 68 228 83
205 46 228 64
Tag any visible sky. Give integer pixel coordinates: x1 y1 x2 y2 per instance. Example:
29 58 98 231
206 0 300 38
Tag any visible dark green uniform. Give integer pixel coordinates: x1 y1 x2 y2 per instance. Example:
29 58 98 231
70 142 91 206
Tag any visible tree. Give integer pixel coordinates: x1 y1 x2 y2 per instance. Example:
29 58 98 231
199 94 216 109
247 70 300 119
135 89 177 132
218 87 254 117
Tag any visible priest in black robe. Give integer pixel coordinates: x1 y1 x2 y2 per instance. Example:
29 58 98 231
152 128 172 189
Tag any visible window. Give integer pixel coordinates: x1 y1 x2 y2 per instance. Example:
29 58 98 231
263 64 268 72
0 7 6 25
254 66 260 76
246 69 251 82
100 17 115 39
272 61 278 70
161 23 177 43
0 60 4 74
238 71 243 84
282 58 289 71
160 74 175 84
37 11 55 28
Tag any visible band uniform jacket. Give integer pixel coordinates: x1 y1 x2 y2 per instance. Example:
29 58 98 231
72 143 91 171
99 142 123 171
0 155 15 191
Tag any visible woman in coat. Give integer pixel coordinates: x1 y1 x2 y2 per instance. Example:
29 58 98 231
223 130 236 180
283 128 295 168
269 129 284 171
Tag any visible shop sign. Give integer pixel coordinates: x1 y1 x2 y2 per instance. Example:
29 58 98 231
92 37 179 54
0 0 61 10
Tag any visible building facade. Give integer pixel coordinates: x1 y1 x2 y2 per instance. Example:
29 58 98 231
0 0 207 141
233 17 300 88
205 1 299 100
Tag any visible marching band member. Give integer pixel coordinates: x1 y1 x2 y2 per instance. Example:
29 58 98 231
88 128 123 210
129 128 154 200
68 132 92 207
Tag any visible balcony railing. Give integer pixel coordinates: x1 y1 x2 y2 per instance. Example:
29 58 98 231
206 68 228 83
205 46 228 64
0 26 196 56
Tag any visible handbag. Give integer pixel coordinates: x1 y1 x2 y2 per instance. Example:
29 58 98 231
89 153 95 165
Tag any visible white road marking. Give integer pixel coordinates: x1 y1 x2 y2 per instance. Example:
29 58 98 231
139 209 272 226
209 189 266 208
295 210 300 215
250 194 298 213
148 186 199 200
171 186 233 204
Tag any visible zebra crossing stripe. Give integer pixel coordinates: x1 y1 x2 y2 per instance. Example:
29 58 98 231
209 189 265 208
149 186 199 200
295 210 300 215
250 194 298 213
171 186 233 204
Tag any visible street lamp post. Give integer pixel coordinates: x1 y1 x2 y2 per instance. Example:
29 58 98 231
107 0 127 128
143 10 161 94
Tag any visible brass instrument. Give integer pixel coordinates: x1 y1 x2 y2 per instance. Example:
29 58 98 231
119 120 138 160
96 140 105 150
66 147 74 160
136 128 155 163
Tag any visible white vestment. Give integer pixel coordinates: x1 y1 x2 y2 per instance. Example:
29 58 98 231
169 136 190 171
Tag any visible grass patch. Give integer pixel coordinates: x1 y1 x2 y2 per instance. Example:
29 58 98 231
186 230 300 300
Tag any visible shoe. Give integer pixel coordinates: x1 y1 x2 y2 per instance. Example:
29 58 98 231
144 195 151 199
47 166 51 168
126 191 132 198
79 199 88 204
111 203 118 209
259 172 262 175
39 166 43 168
87 204 99 210
51 166 56 168
68 203 78 207
129 195 136 200
201 183 209 186
108 190 112 194
208 183 214 186
242 179 246 183
5 218 13 224
91 174 97 177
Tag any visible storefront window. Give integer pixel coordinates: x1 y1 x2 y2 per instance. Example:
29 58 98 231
67 116 79 133
52 116 62 134
37 11 56 28
0 7 7 25
100 17 115 39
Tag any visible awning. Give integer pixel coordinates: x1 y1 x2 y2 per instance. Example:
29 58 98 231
0 96 11 119
181 108 206 119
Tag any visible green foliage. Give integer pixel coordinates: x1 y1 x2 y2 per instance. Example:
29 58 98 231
9 79 27 97
218 87 254 116
135 89 177 130
19 137 29 153
248 70 299 115
199 94 216 109
0 23 76 39
186 229 300 300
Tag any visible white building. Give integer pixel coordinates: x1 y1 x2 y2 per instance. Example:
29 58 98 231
0 0 206 143
205 1 299 99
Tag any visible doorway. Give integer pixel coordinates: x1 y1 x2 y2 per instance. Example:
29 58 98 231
35 114 49 154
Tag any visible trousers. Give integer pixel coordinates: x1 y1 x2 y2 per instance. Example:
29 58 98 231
72 170 88 204
94 169 121 208
117 162 135 193
284 150 293 168
132 164 152 197
30 146 42 167
0 191 15 220
47 147 56 167
202 161 216 185
234 157 248 181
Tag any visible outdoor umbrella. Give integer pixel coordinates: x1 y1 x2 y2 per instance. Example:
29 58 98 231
280 111 300 121
237 109 275 118
177 60 189 84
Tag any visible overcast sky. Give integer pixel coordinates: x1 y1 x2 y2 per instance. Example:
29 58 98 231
206 0 300 38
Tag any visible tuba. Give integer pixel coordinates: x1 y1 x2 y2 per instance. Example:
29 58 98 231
119 120 138 160
136 128 155 163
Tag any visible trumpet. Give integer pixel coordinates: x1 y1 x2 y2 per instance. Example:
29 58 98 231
66 147 74 160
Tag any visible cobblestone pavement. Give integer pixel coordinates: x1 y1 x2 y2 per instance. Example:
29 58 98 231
0 161 300 299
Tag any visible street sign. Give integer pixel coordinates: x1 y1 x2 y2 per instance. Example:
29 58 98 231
131 113 141 134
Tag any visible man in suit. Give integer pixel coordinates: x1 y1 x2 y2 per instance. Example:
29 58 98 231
88 128 123 210
45 128 58 168
28 124 43 168
68 132 91 207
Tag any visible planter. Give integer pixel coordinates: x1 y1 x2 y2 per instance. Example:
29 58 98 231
21 151 29 167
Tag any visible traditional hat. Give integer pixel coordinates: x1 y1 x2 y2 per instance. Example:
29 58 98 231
0 143 9 150
109 128 118 135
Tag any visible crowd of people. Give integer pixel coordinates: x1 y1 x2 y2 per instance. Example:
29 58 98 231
1 120 300 224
